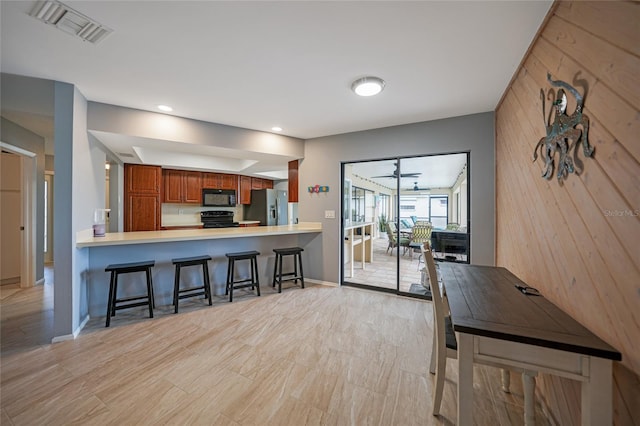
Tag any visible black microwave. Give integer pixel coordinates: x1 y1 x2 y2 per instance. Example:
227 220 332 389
202 189 236 207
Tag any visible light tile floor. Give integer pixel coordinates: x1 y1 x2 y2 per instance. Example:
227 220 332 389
345 237 423 292
345 236 467 295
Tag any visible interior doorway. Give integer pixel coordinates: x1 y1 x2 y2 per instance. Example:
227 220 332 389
1 151 23 285
341 152 470 297
1 143 37 288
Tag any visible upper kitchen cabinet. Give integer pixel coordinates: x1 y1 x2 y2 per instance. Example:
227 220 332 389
239 175 252 204
202 173 238 191
126 163 162 194
163 169 202 204
251 177 273 190
124 164 162 231
240 177 274 204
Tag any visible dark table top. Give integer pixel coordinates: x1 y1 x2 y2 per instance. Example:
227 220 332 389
440 263 621 361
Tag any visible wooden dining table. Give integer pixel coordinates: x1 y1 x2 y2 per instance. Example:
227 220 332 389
439 263 621 426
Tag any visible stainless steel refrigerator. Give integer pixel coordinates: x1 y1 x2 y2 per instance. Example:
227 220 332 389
244 189 288 226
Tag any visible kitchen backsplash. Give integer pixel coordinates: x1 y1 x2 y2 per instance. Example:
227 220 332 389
162 204 243 226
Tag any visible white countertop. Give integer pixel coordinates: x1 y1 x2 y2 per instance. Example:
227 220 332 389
77 222 322 248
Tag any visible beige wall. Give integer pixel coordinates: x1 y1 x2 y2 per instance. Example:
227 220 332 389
495 1 639 424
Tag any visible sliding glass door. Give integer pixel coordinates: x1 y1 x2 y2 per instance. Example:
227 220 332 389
341 152 470 297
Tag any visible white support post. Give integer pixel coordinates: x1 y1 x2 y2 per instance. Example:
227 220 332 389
582 357 612 426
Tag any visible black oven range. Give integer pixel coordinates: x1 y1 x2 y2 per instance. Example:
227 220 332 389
200 211 239 228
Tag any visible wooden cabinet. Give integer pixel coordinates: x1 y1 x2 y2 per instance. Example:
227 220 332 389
251 177 273 190
222 174 239 190
240 177 274 204
288 160 299 202
124 164 162 232
251 177 264 190
239 175 252 204
126 164 162 194
202 173 238 190
126 193 161 232
163 169 201 204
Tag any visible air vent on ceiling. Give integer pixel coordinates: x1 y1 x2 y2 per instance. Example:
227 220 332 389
29 0 112 44
117 153 135 158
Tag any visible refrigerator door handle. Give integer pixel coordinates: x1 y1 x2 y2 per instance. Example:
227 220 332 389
274 199 279 221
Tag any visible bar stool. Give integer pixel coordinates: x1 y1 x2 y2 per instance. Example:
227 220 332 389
225 251 261 302
105 260 155 327
272 247 305 293
172 255 212 313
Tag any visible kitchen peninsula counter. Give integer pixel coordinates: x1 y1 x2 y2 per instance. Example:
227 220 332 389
78 223 323 317
77 222 322 248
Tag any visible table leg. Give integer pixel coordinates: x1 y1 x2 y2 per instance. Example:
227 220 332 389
361 225 365 270
522 370 537 426
501 369 511 393
349 229 354 278
456 332 473 426
582 357 612 426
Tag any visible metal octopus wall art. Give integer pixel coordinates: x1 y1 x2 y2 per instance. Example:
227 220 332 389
533 73 593 183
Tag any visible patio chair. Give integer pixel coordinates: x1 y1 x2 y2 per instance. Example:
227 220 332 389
409 223 432 267
385 222 410 255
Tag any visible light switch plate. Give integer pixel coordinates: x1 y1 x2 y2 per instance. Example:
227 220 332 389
325 210 335 219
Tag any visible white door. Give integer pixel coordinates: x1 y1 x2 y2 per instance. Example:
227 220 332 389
1 152 22 284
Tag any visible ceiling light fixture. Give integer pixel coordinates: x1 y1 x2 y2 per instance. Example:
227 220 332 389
351 76 385 97
271 126 283 132
158 105 173 112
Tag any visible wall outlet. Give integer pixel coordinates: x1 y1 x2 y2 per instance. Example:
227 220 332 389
325 210 335 219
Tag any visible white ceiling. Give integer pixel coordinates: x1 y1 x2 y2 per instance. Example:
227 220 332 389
0 0 551 183
350 154 467 191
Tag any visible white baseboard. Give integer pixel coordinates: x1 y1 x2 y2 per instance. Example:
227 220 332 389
51 314 90 343
35 277 45 286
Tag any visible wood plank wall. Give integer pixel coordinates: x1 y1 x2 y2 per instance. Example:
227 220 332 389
494 1 640 425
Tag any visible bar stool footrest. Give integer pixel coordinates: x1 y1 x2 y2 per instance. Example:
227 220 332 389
177 288 207 299
113 300 153 311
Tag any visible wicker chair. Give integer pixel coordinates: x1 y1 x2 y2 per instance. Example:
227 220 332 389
409 223 433 268
385 222 410 255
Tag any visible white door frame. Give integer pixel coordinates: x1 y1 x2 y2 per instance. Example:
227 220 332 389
44 172 54 263
1 142 36 288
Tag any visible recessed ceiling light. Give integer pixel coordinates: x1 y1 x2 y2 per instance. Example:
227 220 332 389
351 76 385 97
158 105 173 112
271 126 283 132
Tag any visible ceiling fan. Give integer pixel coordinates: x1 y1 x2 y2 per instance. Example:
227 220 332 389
372 163 421 179
412 182 430 191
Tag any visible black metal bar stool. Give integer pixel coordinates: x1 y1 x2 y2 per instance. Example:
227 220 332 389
172 255 212 313
105 260 155 327
272 247 305 293
225 251 261 302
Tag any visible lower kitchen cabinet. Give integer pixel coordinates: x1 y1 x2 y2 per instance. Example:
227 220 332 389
125 193 161 231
